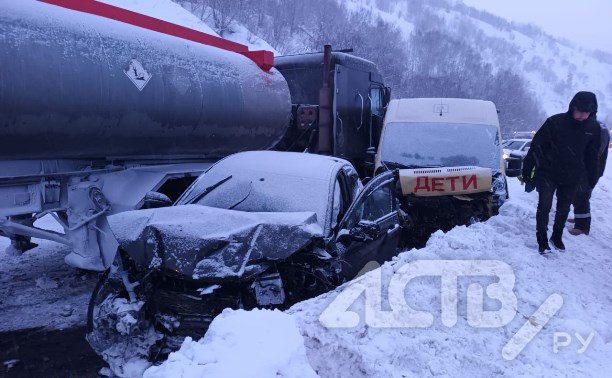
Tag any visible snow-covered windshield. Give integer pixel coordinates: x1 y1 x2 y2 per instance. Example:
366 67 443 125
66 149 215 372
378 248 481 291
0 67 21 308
380 122 501 170
179 171 330 229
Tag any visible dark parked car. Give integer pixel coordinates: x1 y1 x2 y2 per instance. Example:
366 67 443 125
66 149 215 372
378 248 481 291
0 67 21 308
502 138 531 160
87 151 402 373
502 138 530 176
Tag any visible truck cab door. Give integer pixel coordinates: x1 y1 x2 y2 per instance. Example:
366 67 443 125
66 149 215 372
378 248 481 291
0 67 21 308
336 170 400 279
332 66 374 175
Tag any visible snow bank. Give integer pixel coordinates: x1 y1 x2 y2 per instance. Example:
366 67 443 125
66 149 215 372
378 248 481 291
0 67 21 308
143 309 318 378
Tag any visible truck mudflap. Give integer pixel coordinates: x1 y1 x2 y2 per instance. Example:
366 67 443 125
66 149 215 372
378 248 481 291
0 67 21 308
398 166 493 197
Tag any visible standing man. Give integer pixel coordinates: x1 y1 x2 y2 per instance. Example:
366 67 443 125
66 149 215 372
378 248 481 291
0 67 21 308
569 122 610 235
522 91 601 254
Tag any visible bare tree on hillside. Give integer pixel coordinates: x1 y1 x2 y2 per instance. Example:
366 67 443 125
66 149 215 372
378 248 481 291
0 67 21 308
176 0 244 36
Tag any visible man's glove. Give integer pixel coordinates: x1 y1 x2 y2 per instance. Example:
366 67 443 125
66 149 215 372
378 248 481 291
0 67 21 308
520 173 532 183
521 174 535 193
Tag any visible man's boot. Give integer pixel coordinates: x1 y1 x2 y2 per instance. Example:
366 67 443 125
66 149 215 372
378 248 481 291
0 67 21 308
536 231 550 254
550 228 565 252
571 216 591 236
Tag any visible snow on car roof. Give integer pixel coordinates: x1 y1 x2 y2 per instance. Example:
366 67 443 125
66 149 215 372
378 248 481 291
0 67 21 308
185 151 354 235
209 151 351 180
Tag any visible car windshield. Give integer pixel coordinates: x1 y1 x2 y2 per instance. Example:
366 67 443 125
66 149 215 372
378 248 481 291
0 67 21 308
380 122 501 170
178 170 331 229
505 140 526 150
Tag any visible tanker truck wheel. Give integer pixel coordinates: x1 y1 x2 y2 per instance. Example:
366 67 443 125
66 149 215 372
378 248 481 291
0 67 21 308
86 256 163 376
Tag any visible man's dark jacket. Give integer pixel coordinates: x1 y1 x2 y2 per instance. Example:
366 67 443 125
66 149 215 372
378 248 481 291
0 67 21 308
597 122 609 178
522 91 602 187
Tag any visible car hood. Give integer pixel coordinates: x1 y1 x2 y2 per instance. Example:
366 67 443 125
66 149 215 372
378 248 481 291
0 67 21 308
108 205 323 280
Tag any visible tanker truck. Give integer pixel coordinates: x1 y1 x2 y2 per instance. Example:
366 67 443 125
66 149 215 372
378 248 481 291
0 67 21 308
0 0 390 271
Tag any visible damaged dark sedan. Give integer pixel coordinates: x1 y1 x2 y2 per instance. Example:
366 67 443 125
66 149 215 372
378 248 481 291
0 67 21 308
87 151 402 373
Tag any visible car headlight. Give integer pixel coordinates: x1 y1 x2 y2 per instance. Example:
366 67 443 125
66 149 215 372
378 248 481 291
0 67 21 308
490 171 507 198
502 153 509 160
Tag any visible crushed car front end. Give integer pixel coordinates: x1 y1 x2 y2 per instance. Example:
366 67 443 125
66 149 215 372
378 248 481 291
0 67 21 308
87 204 345 370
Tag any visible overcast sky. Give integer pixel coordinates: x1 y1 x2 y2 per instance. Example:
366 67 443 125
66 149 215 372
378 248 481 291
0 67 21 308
462 0 612 54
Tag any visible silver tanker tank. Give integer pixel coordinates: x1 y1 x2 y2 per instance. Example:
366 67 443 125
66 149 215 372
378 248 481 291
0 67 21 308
0 0 292 161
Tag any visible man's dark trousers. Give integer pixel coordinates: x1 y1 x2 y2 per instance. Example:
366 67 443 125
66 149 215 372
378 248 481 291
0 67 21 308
536 176 578 236
572 178 593 234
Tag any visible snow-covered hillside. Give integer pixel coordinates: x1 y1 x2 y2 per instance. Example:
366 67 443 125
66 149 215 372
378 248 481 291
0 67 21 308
338 0 611 123
98 0 276 52
99 0 218 35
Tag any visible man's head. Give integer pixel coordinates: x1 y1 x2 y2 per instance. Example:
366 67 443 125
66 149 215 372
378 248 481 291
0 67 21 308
568 91 598 122
573 109 591 122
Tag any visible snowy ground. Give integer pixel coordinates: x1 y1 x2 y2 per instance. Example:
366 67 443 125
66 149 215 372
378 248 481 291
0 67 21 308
0 219 99 333
2 154 611 378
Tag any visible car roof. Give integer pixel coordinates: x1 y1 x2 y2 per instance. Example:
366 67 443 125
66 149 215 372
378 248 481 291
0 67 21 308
198 151 354 236
512 131 535 137
208 150 352 181
385 98 500 127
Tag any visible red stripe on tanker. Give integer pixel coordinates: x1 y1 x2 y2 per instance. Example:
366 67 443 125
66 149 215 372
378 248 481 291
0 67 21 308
37 0 274 70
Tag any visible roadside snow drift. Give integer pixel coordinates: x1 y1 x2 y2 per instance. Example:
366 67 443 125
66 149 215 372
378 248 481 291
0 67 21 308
143 309 317 378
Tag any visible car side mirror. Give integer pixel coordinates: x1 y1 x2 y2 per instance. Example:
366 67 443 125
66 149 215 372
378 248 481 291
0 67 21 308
504 157 522 177
383 87 391 105
337 222 379 245
143 191 172 208
365 147 376 162
347 221 380 243
364 147 377 174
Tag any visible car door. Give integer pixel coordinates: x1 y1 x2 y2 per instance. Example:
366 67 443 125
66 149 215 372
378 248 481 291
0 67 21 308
336 170 400 279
